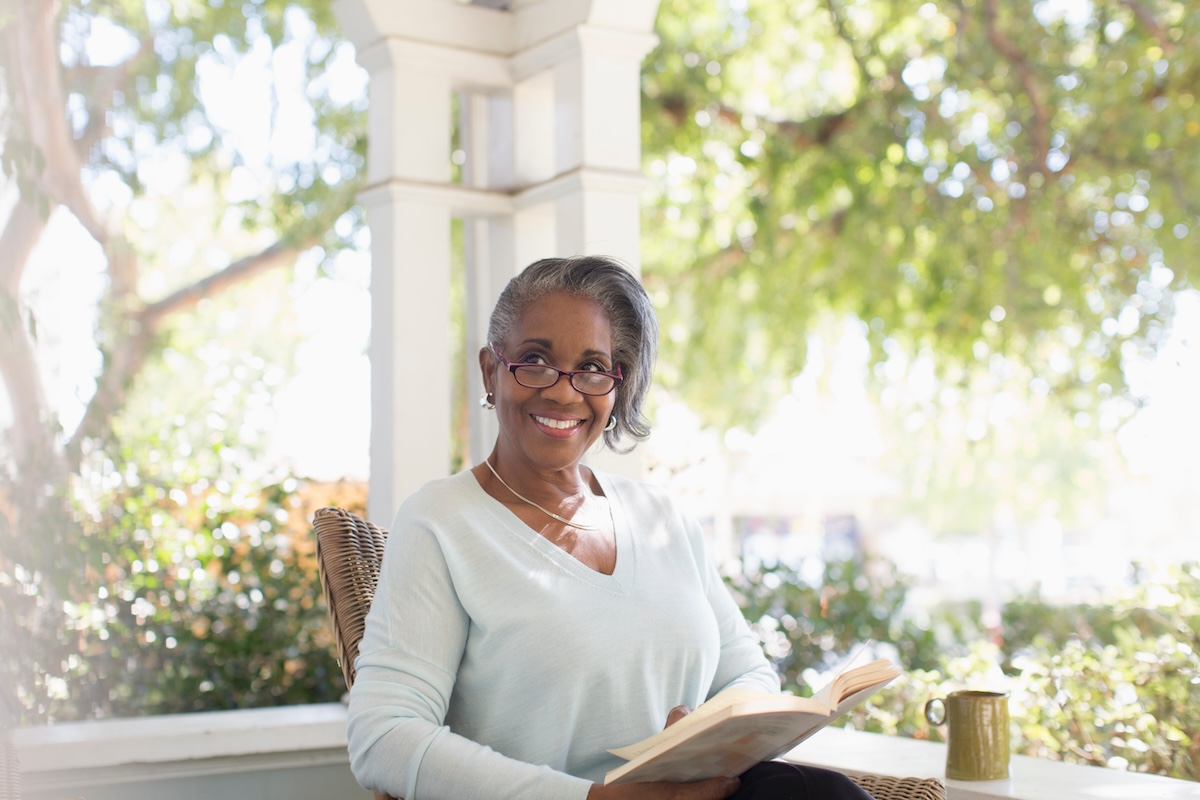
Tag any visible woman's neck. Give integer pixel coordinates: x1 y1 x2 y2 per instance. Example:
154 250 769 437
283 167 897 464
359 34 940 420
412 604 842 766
484 450 596 501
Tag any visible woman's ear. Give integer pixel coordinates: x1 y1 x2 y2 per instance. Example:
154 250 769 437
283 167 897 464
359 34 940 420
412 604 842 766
478 346 494 394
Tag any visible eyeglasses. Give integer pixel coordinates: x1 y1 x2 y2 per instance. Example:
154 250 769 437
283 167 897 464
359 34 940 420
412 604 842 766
490 343 623 396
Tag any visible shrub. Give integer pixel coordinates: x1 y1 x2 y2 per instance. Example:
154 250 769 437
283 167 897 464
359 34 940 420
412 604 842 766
732 557 1200 782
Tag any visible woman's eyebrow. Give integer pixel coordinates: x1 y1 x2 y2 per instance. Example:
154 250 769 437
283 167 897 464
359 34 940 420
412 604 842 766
516 339 613 361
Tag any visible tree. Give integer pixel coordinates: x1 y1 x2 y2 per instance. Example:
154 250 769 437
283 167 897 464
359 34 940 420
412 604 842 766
0 0 364 518
0 0 365 722
642 0 1200 427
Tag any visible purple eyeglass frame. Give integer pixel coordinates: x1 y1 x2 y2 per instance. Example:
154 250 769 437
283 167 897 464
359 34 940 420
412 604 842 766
490 343 623 396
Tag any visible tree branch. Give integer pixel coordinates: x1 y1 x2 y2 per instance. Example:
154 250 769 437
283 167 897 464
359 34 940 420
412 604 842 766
981 0 1051 177
61 324 153 473
1166 168 1200 222
822 0 873 85
0 288 61 477
10 0 109 245
1119 0 1174 53
64 240 306 467
0 197 49 298
69 38 155 156
138 240 303 328
656 91 857 151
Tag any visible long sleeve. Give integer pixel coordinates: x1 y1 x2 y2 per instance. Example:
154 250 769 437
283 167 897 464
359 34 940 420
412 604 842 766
346 503 591 800
684 503 781 699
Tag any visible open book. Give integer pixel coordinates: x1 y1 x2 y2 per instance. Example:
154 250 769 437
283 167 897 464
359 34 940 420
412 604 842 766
603 656 900 785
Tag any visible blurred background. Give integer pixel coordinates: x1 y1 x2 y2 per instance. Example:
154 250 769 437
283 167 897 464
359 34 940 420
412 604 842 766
1 0 1197 783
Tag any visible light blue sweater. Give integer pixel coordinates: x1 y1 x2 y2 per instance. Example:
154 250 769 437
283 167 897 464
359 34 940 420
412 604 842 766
346 469 780 800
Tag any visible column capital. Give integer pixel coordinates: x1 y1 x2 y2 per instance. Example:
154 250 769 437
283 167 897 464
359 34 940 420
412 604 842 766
511 24 658 82
355 38 513 90
511 0 661 48
335 0 515 53
513 166 648 210
336 0 661 61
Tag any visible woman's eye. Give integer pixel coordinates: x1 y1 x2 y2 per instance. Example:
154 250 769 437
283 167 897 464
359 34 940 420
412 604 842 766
520 353 548 365
581 362 606 372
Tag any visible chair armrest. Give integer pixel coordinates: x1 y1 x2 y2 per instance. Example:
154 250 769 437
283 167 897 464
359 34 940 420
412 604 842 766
848 773 946 800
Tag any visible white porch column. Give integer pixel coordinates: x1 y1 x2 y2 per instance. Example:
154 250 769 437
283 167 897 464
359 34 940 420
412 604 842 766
509 24 656 270
348 35 456 524
336 0 514 523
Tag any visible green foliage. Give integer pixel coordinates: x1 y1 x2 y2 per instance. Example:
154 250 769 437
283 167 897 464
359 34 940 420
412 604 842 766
0 230 379 726
42 472 345 720
0 270 354 724
54 0 366 250
1001 564 1200 779
999 561 1199 659
642 0 1200 429
725 555 945 691
734 558 1200 782
0 0 369 726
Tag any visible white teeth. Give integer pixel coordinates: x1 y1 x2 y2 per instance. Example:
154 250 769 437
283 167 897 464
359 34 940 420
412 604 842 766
534 415 581 430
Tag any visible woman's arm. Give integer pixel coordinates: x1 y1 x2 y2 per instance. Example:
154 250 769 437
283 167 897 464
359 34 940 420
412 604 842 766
693 526 781 697
346 510 590 800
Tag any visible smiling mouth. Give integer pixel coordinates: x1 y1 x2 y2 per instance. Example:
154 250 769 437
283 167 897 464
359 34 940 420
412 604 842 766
533 414 584 431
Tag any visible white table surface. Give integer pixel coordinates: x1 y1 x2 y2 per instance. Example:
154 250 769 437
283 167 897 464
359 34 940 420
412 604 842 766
785 726 1200 800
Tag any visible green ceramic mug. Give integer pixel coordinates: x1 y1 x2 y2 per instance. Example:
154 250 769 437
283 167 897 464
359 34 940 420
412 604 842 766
924 690 1011 781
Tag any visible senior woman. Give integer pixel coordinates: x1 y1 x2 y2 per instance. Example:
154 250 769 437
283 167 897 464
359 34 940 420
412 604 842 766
346 256 872 800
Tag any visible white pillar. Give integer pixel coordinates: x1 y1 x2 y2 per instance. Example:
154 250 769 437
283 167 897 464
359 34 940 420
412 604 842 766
462 92 514 463
345 32 456 524
509 25 656 270
360 188 453 524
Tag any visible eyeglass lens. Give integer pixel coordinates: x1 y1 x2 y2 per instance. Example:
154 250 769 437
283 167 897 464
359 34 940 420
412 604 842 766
513 365 614 395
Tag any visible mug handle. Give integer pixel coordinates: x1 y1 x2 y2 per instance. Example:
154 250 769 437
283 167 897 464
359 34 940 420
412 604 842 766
924 697 946 726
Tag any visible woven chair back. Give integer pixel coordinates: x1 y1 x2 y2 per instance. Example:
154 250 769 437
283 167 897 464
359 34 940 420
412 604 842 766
314 506 388 689
313 507 396 800
1 739 19 800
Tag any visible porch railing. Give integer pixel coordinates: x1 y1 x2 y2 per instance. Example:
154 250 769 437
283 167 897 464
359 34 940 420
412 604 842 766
10 704 1200 800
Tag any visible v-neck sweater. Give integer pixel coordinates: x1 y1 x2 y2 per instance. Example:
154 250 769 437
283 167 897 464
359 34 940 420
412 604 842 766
346 469 781 800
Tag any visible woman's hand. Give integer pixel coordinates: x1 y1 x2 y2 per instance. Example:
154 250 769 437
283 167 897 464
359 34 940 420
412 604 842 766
586 777 740 800
664 705 691 728
586 706 735 799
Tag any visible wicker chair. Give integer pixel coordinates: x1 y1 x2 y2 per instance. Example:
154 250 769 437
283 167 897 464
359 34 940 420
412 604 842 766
0 738 20 800
313 506 945 800
848 774 944 800
314 506 395 800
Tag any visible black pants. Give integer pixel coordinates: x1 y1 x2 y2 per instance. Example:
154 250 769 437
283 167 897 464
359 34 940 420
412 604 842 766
730 762 875 800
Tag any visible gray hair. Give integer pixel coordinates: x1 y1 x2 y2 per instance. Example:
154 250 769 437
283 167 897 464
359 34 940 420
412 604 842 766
486 256 659 452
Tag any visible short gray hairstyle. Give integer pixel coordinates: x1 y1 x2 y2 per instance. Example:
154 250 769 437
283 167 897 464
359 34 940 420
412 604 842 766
486 256 659 452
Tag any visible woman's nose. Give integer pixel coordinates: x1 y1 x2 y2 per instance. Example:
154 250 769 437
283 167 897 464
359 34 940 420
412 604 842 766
540 371 584 401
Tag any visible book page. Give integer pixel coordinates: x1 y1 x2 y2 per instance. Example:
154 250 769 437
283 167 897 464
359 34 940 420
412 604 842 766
828 659 900 704
809 642 875 706
782 680 898 752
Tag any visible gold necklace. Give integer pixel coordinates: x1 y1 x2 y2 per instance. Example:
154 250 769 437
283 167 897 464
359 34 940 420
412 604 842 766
484 458 603 531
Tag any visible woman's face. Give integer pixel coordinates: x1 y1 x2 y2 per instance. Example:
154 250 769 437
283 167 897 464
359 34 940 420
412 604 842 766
482 291 618 475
